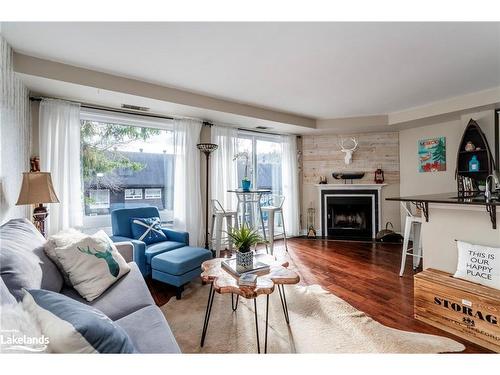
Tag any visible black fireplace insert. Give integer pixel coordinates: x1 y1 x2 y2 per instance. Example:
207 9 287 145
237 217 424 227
324 194 375 240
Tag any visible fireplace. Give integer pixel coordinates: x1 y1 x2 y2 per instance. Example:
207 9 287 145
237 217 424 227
326 195 373 240
318 187 381 240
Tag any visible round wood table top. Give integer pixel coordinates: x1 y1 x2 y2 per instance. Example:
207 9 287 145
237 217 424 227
201 253 300 299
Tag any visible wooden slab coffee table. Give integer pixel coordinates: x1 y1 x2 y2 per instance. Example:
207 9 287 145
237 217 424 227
199 253 300 353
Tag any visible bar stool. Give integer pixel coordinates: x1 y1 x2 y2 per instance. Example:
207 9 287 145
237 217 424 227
399 202 423 277
261 194 288 255
210 199 239 257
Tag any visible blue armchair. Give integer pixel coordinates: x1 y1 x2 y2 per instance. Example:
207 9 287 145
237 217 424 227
110 207 189 276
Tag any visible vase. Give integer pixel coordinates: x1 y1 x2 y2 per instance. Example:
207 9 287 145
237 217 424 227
236 249 253 270
241 179 251 191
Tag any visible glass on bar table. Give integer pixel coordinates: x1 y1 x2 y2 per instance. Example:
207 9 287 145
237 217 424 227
227 189 271 251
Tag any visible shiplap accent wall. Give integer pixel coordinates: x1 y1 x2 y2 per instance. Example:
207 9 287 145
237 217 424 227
0 36 31 223
300 132 401 232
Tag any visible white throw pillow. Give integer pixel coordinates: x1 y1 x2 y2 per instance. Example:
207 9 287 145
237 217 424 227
44 228 87 285
52 230 130 301
453 240 500 289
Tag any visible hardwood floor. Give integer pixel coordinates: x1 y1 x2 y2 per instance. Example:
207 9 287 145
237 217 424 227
147 237 491 353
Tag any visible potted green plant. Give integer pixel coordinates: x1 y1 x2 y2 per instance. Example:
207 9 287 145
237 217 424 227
227 224 262 269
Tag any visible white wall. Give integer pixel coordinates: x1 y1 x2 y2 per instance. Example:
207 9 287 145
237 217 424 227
0 36 31 224
400 109 495 197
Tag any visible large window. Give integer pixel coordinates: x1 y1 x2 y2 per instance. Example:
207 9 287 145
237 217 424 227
236 132 282 194
80 111 174 228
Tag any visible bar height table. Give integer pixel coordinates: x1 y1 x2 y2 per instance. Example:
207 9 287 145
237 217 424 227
227 189 271 252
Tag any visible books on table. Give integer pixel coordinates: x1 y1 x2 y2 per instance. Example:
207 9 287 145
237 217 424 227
221 256 271 279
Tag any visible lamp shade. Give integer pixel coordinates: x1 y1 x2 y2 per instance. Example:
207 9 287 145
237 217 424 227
16 172 60 205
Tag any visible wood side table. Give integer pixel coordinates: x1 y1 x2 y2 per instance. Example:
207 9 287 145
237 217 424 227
199 254 300 353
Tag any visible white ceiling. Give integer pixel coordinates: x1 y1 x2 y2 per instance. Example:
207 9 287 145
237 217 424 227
2 22 500 119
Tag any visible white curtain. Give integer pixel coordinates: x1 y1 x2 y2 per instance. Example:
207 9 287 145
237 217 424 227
0 36 31 224
173 118 203 246
281 135 300 236
210 125 238 210
39 99 83 234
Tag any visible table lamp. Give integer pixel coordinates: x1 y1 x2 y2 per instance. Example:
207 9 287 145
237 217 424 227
16 172 59 237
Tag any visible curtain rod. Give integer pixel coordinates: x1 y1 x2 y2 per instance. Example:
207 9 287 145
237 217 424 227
237 127 284 137
29 96 214 126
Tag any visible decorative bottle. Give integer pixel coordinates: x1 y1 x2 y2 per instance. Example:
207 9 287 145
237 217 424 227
468 155 480 172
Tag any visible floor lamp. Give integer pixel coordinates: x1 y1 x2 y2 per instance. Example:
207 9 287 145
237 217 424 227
197 143 218 249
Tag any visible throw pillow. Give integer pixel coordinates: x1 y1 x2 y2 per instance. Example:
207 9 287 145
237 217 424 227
0 218 63 300
52 230 131 301
130 217 167 245
44 228 87 286
453 240 500 289
23 289 136 353
0 299 48 353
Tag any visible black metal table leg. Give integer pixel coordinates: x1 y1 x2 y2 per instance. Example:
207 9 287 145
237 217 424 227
277 284 290 324
253 298 261 353
231 293 239 311
264 294 269 354
200 283 216 347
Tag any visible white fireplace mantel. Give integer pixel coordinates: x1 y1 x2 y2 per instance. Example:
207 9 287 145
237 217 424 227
315 183 387 238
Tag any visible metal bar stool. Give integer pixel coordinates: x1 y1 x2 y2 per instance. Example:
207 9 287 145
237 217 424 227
399 202 423 276
210 199 239 257
261 194 288 255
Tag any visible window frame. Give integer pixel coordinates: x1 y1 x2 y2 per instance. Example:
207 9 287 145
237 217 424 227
237 130 282 192
124 188 144 200
80 109 174 230
88 189 110 210
145 188 162 199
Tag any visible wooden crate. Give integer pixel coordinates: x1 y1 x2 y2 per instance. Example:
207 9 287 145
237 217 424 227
414 269 500 352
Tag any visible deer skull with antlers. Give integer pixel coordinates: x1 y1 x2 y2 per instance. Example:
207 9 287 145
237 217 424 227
338 137 358 165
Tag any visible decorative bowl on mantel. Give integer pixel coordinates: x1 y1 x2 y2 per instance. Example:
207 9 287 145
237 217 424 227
332 172 365 180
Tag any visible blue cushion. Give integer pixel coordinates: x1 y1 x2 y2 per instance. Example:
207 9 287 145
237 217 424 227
24 289 136 353
145 241 186 264
111 207 160 238
130 217 167 245
151 246 212 276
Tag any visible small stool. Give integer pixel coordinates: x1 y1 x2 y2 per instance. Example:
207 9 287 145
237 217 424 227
399 202 423 277
261 194 288 255
151 246 212 299
210 199 239 257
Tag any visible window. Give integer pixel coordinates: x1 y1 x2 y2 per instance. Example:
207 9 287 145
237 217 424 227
236 132 282 194
80 110 175 228
125 189 143 200
88 189 110 210
145 188 162 199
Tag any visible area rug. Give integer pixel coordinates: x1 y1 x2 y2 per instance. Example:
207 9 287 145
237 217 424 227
161 281 465 353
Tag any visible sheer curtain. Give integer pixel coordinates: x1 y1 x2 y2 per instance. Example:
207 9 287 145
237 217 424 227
173 118 203 246
210 125 238 210
281 135 300 236
0 36 31 223
39 99 83 234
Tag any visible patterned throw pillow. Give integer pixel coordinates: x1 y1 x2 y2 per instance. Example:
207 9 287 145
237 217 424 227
130 217 167 245
454 240 500 290
23 289 136 353
51 230 131 301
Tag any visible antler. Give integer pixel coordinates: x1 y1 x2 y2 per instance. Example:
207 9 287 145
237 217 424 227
339 137 358 151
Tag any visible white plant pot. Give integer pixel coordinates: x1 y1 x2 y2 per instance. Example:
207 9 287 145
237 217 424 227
236 250 253 270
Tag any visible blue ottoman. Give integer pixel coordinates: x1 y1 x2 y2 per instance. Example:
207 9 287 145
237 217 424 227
151 246 212 299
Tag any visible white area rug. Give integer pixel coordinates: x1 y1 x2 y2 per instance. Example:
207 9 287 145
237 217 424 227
161 281 465 353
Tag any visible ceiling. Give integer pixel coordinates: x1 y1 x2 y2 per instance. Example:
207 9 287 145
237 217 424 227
3 22 500 120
